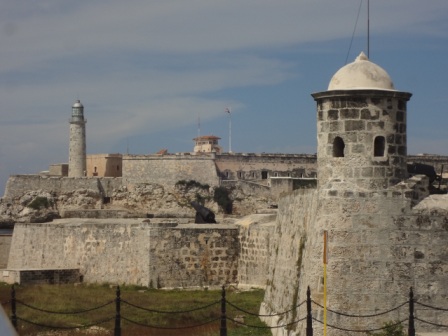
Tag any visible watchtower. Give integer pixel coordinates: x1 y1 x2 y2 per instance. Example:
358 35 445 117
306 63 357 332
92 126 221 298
68 100 87 177
193 135 222 154
312 52 412 190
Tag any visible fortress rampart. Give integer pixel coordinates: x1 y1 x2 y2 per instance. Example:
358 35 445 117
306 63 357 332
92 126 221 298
1 212 276 289
261 175 448 335
4 175 122 199
237 214 276 288
4 220 240 288
0 235 12 268
122 154 220 187
215 153 317 180
4 153 446 200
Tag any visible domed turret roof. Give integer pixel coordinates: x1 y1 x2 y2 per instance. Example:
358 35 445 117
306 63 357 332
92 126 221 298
328 52 395 91
72 100 83 108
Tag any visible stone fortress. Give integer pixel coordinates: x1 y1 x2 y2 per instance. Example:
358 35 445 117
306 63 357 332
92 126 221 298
0 52 447 335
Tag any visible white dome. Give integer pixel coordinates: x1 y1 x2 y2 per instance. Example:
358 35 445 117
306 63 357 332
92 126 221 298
72 100 83 108
328 52 395 90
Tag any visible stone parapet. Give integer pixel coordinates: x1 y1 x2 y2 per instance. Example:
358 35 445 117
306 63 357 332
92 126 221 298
236 214 276 288
3 176 122 199
122 155 220 187
7 219 240 288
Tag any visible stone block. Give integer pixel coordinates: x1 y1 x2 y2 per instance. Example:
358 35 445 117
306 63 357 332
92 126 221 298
373 167 385 177
340 108 360 119
345 120 365 131
361 167 373 177
366 120 385 131
361 108 379 120
327 109 339 120
317 110 324 121
351 143 365 154
329 121 342 132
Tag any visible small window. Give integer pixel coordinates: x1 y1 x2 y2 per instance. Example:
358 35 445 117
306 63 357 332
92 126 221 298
117 165 120 171
333 137 345 157
374 136 385 157
261 171 268 179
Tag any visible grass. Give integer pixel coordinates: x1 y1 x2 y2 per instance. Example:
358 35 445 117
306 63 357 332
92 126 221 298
0 282 271 336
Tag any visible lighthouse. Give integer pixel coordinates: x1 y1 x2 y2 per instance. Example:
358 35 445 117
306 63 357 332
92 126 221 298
68 100 87 177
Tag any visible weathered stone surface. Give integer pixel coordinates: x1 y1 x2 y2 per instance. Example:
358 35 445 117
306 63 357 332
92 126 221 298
261 179 448 336
236 214 276 288
0 235 11 268
6 219 241 288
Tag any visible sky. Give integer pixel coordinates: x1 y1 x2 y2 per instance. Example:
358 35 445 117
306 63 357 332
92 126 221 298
1 0 448 194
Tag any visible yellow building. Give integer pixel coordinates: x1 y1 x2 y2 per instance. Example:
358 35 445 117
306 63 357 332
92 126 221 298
86 154 122 177
193 135 222 154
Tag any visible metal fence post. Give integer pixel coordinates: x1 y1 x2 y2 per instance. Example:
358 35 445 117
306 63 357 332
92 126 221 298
408 287 415 336
10 285 17 331
220 285 227 336
114 286 121 336
306 286 313 336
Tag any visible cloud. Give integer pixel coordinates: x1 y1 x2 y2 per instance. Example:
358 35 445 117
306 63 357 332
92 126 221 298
1 0 448 191
2 1 448 71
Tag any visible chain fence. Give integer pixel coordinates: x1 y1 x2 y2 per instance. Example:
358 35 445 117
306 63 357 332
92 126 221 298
2 285 447 336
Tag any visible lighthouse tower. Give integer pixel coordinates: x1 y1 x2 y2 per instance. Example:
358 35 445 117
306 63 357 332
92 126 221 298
312 52 412 190
68 100 87 177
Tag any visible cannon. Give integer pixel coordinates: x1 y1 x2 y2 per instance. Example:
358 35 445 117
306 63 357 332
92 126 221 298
407 163 441 184
190 201 217 224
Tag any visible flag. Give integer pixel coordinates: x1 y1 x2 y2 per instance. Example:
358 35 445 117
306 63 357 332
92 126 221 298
225 107 231 114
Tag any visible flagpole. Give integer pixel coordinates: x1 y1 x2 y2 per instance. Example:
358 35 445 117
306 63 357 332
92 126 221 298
197 112 201 138
323 230 328 336
367 0 370 58
226 107 232 153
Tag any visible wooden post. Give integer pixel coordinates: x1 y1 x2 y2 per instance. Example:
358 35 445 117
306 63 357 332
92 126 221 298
11 285 17 331
408 287 415 336
220 285 227 336
306 286 313 336
114 286 121 336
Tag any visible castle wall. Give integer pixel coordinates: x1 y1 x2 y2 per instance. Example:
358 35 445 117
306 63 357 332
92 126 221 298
0 235 12 268
237 214 276 288
3 175 122 199
86 154 122 177
49 164 68 177
260 188 319 333
7 220 151 285
215 153 317 180
261 177 448 335
222 180 272 199
147 223 239 288
122 155 220 187
6 220 240 288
